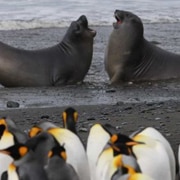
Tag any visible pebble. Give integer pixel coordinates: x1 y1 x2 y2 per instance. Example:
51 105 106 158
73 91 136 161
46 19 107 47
106 89 116 93
7 101 20 108
165 133 171 137
87 117 96 121
115 126 122 129
124 106 132 111
121 122 127 125
146 102 155 106
41 115 50 119
128 81 133 85
79 127 88 132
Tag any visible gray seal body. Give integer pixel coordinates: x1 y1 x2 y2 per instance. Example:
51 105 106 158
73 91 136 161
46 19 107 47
105 10 180 84
0 15 96 87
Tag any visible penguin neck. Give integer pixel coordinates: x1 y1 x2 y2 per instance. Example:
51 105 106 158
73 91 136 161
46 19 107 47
14 151 32 166
64 120 77 134
67 124 77 134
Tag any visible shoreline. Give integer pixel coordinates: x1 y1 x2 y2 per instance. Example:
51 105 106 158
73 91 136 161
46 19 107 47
0 23 179 164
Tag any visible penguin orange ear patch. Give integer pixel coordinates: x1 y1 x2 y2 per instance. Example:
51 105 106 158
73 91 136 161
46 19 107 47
73 112 78 122
29 127 42 137
111 134 118 143
0 118 7 126
62 112 67 125
19 146 28 157
60 151 67 161
48 150 53 158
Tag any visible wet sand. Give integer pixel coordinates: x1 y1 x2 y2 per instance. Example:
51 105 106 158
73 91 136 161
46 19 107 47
0 23 180 165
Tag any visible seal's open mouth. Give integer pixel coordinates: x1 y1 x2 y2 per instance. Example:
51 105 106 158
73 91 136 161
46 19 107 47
115 14 122 24
114 10 124 24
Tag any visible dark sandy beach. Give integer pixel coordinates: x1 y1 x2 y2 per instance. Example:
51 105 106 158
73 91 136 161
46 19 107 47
0 23 179 165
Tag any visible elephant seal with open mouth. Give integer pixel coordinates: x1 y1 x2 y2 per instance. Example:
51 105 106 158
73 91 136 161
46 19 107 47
105 10 180 84
0 15 96 87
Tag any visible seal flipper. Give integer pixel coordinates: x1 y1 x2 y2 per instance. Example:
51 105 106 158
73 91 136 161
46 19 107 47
110 70 124 84
110 73 121 84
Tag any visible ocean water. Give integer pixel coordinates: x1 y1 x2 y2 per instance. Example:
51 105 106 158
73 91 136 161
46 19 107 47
0 0 179 30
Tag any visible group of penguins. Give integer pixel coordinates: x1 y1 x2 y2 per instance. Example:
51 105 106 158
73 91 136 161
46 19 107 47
0 107 179 180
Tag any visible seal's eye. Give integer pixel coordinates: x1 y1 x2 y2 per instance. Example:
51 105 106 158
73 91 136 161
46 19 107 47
75 24 80 31
125 13 130 17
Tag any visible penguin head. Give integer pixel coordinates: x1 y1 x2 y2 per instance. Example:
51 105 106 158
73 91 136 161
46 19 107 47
48 142 67 161
29 126 42 138
0 143 29 160
0 118 8 128
29 122 58 138
109 133 144 155
0 119 16 148
62 107 78 134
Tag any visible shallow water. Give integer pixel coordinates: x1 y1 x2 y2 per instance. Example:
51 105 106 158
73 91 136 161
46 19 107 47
0 0 180 29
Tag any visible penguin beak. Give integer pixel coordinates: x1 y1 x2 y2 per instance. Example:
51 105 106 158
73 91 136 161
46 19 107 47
108 142 121 152
0 149 11 155
126 141 144 146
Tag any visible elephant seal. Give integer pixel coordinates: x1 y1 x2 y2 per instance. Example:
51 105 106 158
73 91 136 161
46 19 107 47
105 10 180 84
0 15 96 87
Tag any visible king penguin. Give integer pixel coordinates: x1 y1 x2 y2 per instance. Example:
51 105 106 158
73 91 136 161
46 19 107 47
2 117 28 143
46 140 80 180
0 143 48 180
47 127 91 180
26 131 56 166
28 121 57 138
86 123 112 180
108 131 171 180
132 132 172 180
96 133 142 180
62 107 78 134
0 120 17 177
130 127 176 180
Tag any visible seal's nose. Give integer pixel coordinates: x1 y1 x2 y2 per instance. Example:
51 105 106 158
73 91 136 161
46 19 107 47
77 15 88 27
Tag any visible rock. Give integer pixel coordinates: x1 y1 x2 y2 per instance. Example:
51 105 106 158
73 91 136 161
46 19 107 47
155 117 161 121
40 115 50 119
106 89 116 93
124 106 132 110
7 101 20 108
146 102 155 106
79 127 88 132
87 117 96 121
